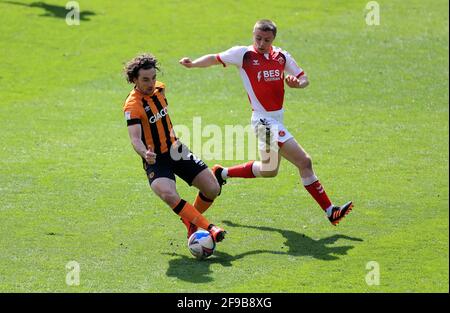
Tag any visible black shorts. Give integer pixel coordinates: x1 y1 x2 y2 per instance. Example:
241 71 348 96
144 143 208 186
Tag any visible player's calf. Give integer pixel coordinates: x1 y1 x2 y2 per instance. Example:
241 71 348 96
201 180 221 200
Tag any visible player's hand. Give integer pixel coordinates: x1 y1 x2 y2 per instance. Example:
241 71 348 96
179 57 194 68
285 75 300 88
145 147 157 164
285 75 309 88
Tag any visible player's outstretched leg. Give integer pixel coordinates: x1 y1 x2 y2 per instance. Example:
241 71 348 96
180 192 215 239
150 178 226 241
173 199 227 242
328 201 353 226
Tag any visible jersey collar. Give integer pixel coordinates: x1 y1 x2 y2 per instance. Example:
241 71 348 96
134 86 155 97
252 45 273 55
252 45 274 60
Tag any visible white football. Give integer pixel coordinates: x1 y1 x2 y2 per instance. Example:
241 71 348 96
187 230 215 259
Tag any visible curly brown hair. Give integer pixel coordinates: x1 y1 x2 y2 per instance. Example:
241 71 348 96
124 53 159 84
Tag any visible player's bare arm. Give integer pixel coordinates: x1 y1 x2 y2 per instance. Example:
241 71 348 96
285 74 309 89
179 54 220 68
127 124 156 164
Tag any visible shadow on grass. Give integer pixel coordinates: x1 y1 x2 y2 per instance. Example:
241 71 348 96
163 249 273 283
164 220 363 283
223 220 364 261
2 1 96 20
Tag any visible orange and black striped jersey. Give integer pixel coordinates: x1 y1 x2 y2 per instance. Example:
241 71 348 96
123 81 177 154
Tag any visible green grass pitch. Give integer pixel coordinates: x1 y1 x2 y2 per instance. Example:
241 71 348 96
0 0 448 292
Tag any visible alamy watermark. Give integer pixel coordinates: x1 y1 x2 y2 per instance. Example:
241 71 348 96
66 1 80 26
66 260 80 286
169 117 281 171
173 117 260 162
365 261 380 286
365 1 380 26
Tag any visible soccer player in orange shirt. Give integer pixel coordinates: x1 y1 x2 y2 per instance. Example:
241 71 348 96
180 20 353 225
123 53 226 242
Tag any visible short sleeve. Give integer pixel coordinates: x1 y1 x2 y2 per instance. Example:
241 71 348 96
284 50 304 78
216 46 248 68
123 100 142 126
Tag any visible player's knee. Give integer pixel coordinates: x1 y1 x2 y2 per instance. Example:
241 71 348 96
158 190 179 207
202 181 220 199
304 155 313 170
260 169 279 177
297 154 313 171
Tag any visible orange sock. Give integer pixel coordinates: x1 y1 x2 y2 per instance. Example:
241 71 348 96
172 199 211 230
193 192 214 214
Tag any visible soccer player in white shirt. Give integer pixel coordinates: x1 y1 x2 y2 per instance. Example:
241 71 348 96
179 20 352 225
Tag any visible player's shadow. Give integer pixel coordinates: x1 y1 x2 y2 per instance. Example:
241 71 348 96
163 249 270 283
164 221 362 283
223 220 363 261
3 1 96 20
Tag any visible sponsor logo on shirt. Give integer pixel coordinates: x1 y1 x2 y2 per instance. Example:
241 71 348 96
257 69 282 82
149 107 168 124
257 71 262 82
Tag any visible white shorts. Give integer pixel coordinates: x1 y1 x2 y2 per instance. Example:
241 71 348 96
251 109 293 151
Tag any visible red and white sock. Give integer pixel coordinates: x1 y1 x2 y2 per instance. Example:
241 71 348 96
302 175 333 213
224 161 256 178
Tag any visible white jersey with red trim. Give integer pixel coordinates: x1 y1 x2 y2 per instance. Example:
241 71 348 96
216 45 304 112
